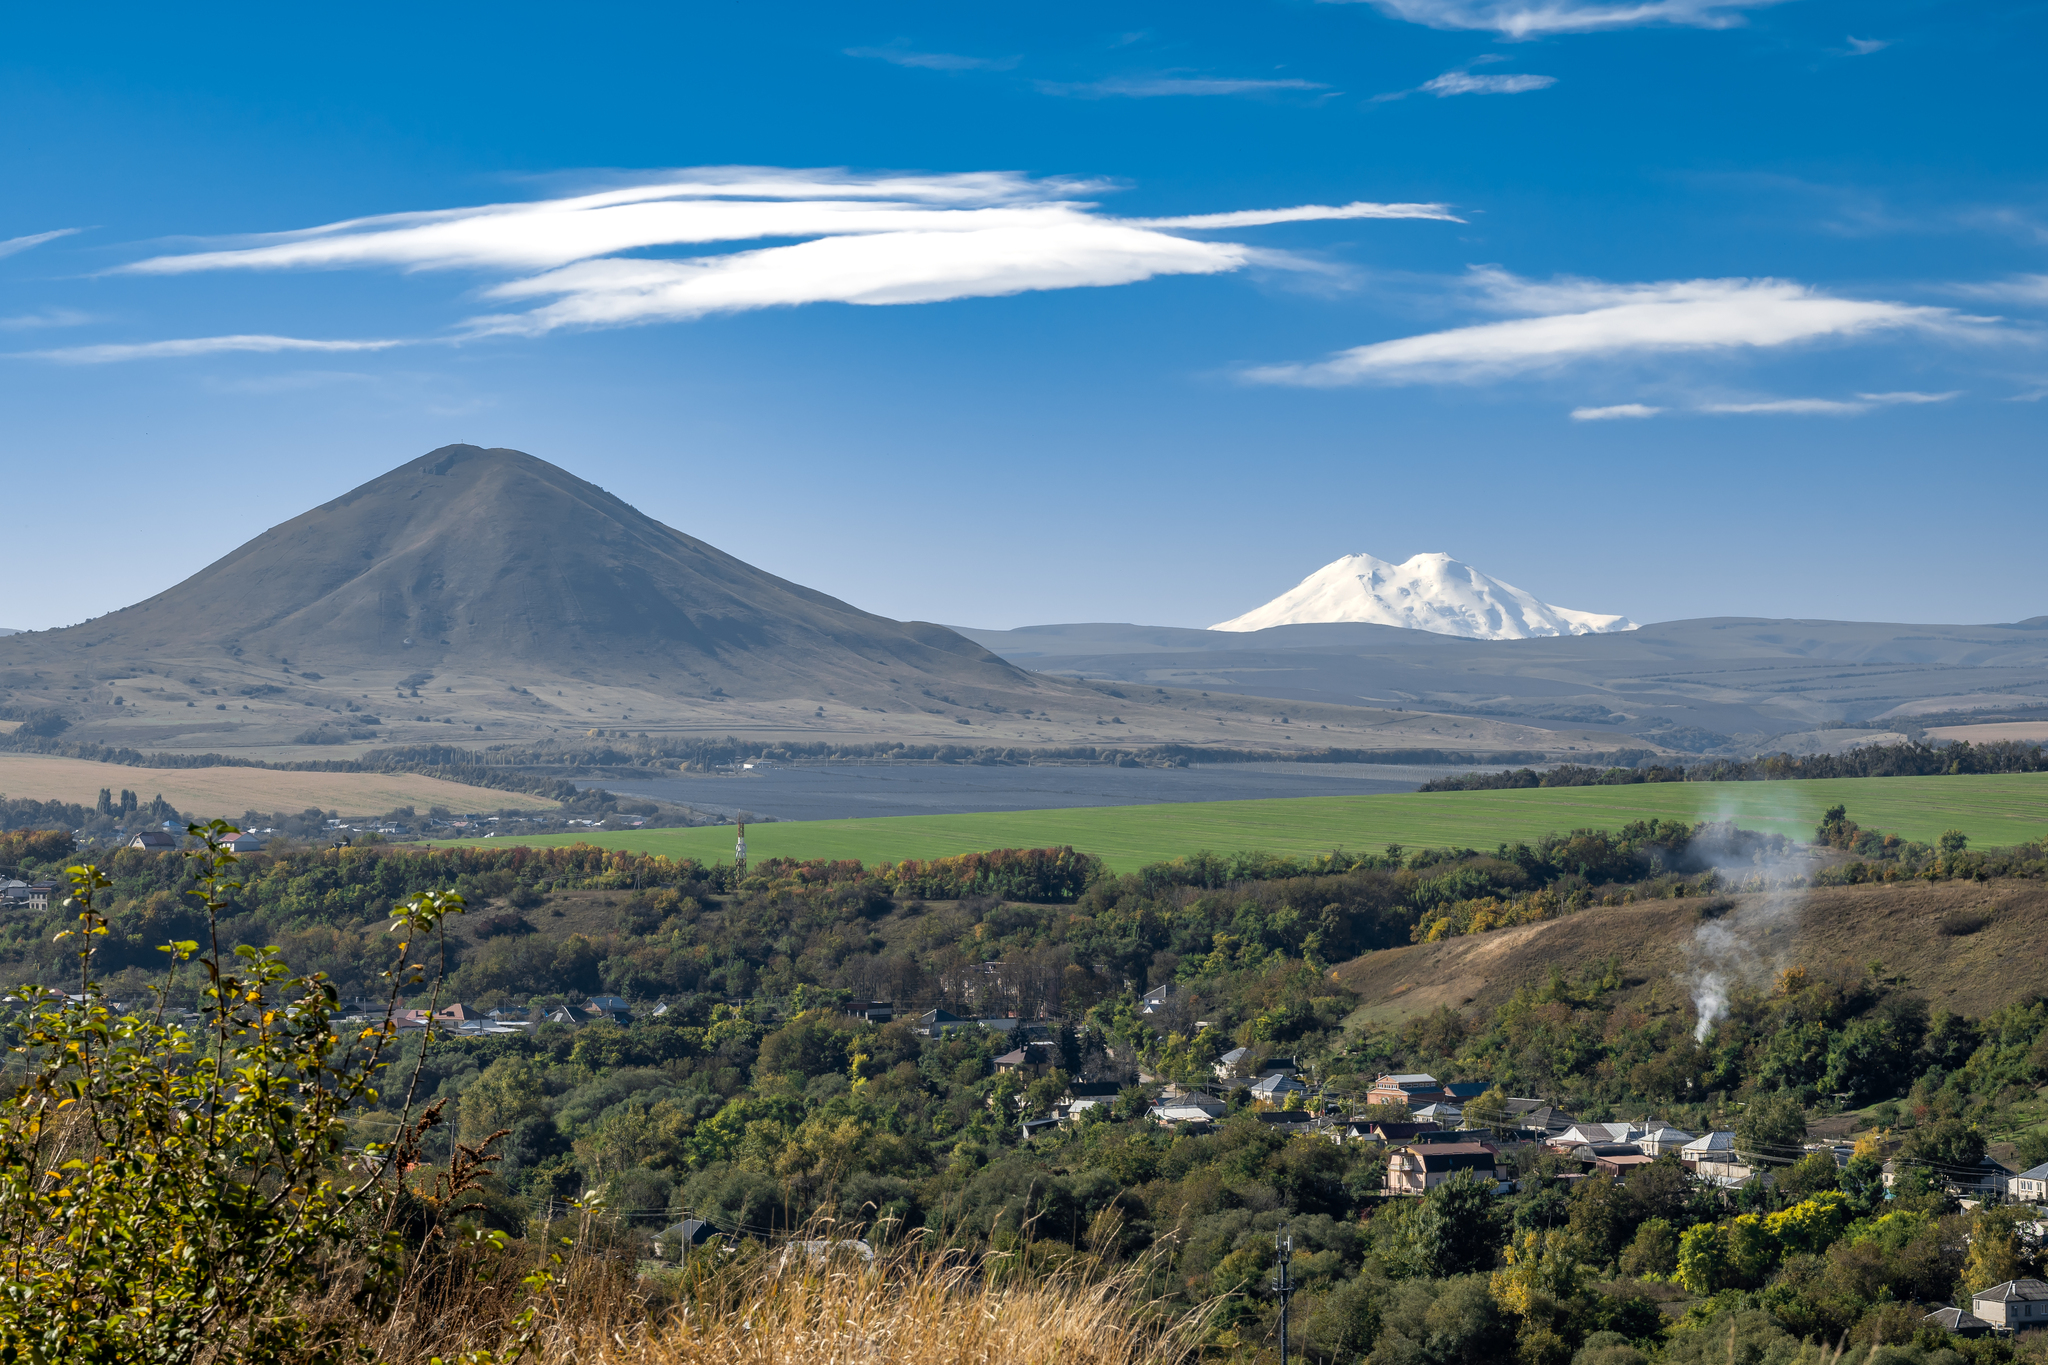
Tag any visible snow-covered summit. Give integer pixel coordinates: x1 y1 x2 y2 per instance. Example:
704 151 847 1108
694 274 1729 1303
1211 552 1636 639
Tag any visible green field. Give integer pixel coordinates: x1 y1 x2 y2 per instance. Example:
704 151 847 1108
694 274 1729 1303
420 771 2048 873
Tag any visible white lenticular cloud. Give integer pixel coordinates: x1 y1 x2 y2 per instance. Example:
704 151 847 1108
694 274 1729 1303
1351 0 1790 38
28 334 411 363
1246 269 1992 386
1856 389 1961 404
115 168 1451 338
1421 72 1557 95
1037 76 1330 98
1571 403 1663 419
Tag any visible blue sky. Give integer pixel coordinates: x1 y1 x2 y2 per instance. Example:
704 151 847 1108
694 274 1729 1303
3 0 2042 633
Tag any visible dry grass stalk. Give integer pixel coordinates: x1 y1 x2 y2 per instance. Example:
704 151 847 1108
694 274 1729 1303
318 1243 1208 1365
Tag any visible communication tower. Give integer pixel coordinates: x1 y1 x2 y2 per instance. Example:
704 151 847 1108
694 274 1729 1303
734 819 747 875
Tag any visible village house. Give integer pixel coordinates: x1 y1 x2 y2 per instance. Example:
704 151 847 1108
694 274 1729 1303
1681 1132 1752 1184
1214 1047 1251 1080
1970 1279 2048 1331
127 831 177 850
1248 1072 1309 1105
1638 1126 1696 1157
2011 1161 2048 1204
913 1007 969 1037
1384 1141 1509 1196
1366 1073 1453 1107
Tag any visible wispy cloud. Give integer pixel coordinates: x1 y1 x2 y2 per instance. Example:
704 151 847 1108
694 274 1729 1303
1245 268 1995 386
1122 202 1461 228
1697 397 1869 415
1421 71 1557 95
114 169 1452 339
1952 274 2048 304
1855 389 1960 404
25 335 411 364
0 228 84 260
1845 36 1889 55
845 45 1020 71
1576 390 1960 419
1037 76 1328 98
0 308 94 330
1342 0 1791 38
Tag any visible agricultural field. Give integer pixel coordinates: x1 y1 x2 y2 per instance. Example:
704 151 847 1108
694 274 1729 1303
423 769 2048 871
0 753 558 819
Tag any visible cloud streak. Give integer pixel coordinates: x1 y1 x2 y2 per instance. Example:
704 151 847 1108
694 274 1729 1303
0 228 84 260
115 168 1456 338
1246 269 1994 386
1421 71 1557 95
1347 0 1790 37
845 46 1020 71
25 334 411 364
1571 403 1662 419
1036 76 1328 98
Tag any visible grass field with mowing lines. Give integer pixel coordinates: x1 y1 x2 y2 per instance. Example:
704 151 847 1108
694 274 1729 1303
419 771 2048 873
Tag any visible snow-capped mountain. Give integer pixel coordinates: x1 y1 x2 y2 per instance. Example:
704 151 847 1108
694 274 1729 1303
1211 552 1637 639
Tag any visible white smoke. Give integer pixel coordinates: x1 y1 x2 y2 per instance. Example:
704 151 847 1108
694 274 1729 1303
1677 810 1822 1043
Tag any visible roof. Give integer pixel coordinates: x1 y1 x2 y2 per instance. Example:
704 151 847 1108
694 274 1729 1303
1973 1279 2048 1303
1925 1308 1992 1332
1378 1073 1440 1086
1595 1154 1658 1169
994 1049 1028 1065
1398 1143 1501 1171
1066 1081 1123 1098
1644 1127 1696 1142
1250 1073 1306 1094
920 1007 963 1023
1445 1082 1492 1099
1218 1047 1249 1064
1682 1131 1737 1154
2015 1162 2048 1181
661 1218 721 1247
1367 1121 1443 1140
1254 1111 1313 1126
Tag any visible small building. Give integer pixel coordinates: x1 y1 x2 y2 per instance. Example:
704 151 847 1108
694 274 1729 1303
1639 1127 1696 1157
1680 1132 1751 1183
1412 1102 1463 1124
1019 1116 1061 1142
846 1000 894 1024
127 831 177 850
1214 1046 1252 1081
1249 1073 1309 1104
1385 1141 1508 1196
994 1048 1031 1074
653 1218 723 1258
544 1005 595 1027
434 1003 482 1022
1923 1307 1994 1338
1059 1081 1124 1120
220 833 267 854
914 1007 969 1037
1970 1279 2048 1332
1591 1151 1658 1179
1140 983 1176 1014
2011 1161 2048 1205
1367 1073 1449 1108
1952 1156 2016 1202
1362 1120 1443 1145
1553 1122 1641 1150
1151 1104 1220 1131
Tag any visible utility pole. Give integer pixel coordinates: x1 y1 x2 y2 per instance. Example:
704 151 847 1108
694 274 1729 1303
1273 1226 1295 1365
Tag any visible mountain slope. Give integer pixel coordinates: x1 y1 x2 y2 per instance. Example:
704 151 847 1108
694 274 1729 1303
24 444 1016 697
1213 551 1635 638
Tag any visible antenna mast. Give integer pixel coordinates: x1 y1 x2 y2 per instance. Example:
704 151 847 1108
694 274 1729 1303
734 818 747 876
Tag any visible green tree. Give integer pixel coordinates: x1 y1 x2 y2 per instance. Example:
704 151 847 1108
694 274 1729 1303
1415 1171 1505 1278
1676 1222 1727 1294
1734 1092 1806 1166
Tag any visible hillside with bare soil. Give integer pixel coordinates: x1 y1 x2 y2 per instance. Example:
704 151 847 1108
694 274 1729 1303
1331 876 2048 1030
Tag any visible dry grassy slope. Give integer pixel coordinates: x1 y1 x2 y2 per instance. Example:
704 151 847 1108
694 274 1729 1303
1331 877 2048 1030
